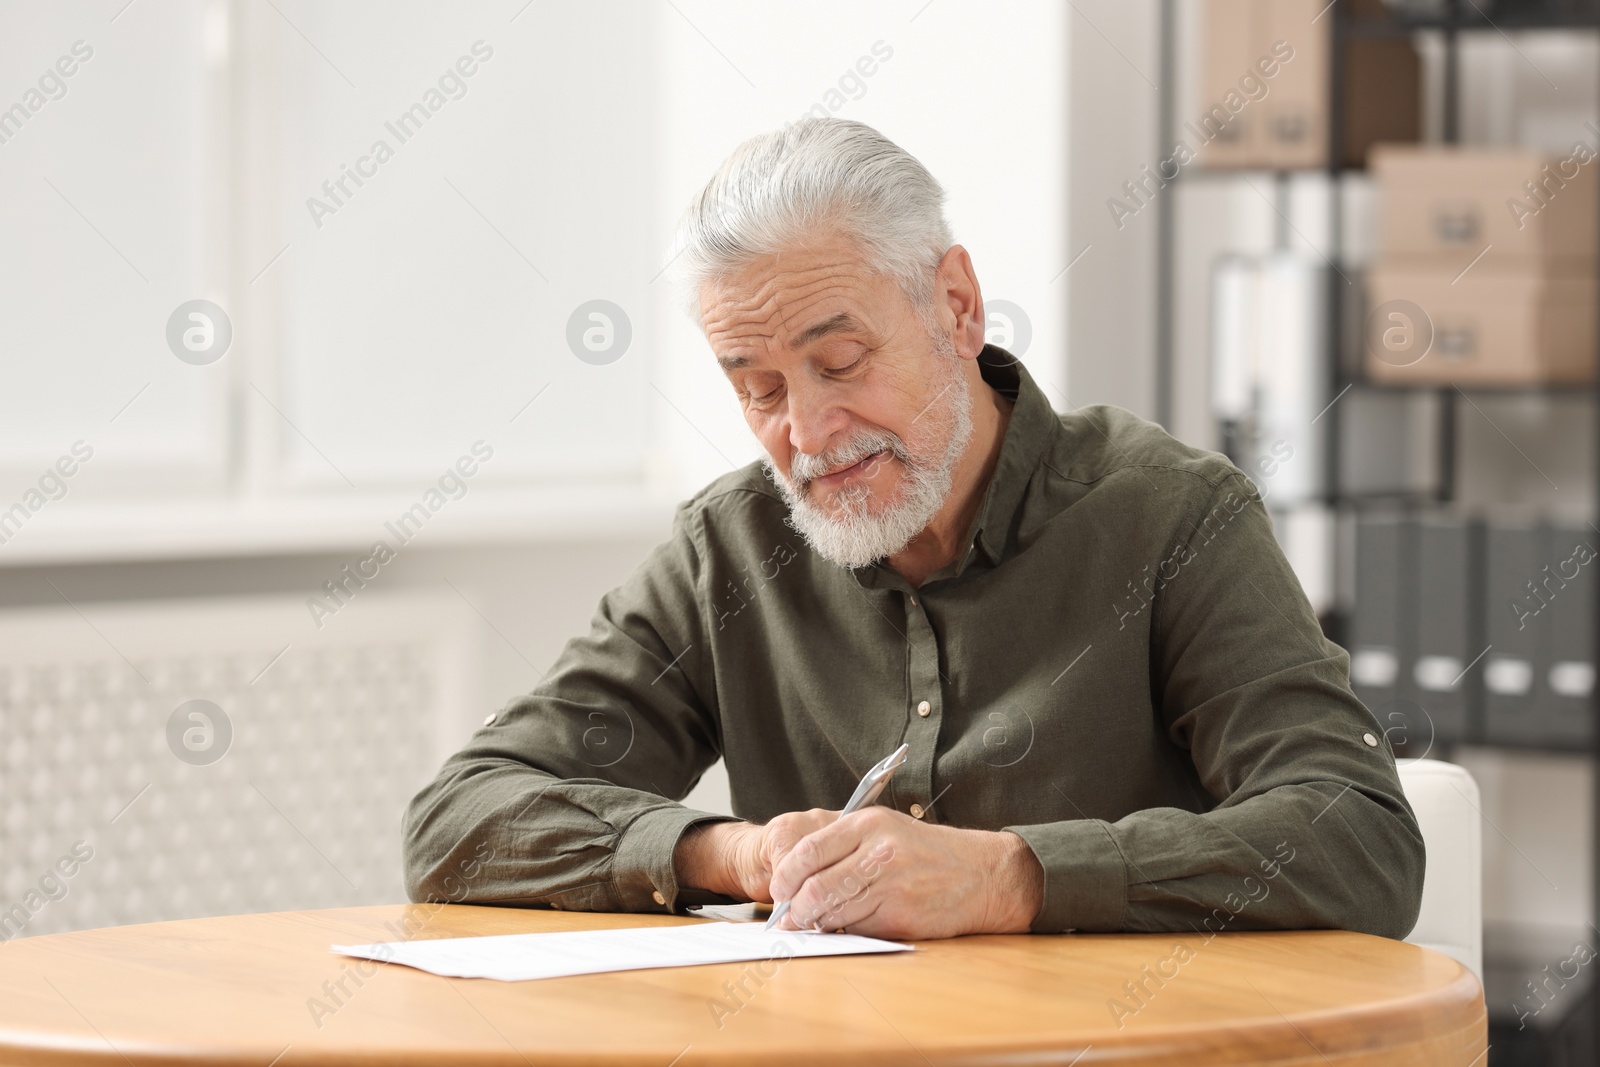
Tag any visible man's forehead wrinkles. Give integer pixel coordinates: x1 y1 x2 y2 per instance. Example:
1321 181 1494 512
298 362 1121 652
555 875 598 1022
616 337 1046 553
704 293 787 351
717 274 824 335
715 279 860 351
774 277 862 328
746 266 853 318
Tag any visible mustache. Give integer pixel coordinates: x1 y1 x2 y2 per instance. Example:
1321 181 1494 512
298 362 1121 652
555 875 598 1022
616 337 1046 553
788 430 907 489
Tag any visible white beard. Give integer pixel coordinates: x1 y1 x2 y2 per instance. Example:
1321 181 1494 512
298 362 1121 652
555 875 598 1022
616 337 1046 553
763 338 975 569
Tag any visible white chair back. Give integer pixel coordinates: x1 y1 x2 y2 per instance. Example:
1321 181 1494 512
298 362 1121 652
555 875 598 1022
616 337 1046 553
1397 758 1483 981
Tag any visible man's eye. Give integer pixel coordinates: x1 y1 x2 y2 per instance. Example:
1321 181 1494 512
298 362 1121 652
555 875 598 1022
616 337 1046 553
750 385 782 404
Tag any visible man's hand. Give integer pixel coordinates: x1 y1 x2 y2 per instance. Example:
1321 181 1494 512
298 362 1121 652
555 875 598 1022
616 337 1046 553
673 809 843 903
767 807 1044 940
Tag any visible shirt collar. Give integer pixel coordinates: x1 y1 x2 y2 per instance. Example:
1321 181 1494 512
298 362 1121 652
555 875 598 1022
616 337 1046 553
962 344 1057 569
850 344 1057 587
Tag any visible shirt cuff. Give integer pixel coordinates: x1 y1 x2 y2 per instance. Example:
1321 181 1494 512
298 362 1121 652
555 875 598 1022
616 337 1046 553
612 805 744 914
1002 818 1129 933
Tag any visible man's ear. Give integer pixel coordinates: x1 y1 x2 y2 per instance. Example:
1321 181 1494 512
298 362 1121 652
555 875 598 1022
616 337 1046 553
935 244 985 360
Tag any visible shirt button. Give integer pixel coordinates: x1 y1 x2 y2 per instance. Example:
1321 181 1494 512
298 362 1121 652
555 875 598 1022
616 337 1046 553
483 713 497 726
1362 732 1378 747
908 595 918 606
916 700 931 717
909 804 925 819
651 890 666 906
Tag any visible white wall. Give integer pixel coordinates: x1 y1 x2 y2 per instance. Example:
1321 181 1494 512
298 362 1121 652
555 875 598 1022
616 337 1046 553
1064 0 1161 420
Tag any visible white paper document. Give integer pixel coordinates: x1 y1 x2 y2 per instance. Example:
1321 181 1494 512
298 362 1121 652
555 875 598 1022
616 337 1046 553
331 920 914 982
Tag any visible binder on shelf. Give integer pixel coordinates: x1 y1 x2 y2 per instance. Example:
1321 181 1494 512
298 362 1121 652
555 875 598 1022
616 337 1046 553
1483 520 1545 747
1406 515 1483 746
1536 523 1597 749
1350 513 1412 741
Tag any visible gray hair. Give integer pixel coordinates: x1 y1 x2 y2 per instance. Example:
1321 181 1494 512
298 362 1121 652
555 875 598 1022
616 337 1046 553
669 118 954 330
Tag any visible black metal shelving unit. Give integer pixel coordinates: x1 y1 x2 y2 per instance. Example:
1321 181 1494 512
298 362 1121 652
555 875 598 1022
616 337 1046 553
1155 1 1600 1061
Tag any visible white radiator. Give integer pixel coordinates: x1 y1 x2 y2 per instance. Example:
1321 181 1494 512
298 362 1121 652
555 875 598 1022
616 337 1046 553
0 590 483 939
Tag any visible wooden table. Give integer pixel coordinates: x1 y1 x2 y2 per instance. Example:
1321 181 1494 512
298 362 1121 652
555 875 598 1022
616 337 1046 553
0 903 1485 1065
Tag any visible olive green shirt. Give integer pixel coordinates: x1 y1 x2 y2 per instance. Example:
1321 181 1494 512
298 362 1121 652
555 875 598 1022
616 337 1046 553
403 346 1425 938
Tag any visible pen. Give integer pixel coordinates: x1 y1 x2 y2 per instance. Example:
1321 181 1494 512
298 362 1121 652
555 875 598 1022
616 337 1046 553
764 742 910 931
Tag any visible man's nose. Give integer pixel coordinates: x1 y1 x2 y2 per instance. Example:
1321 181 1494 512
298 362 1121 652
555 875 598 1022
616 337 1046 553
785 379 845 457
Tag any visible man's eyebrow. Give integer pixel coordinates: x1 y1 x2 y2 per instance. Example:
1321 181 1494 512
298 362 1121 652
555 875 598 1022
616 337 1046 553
714 312 866 372
788 312 863 350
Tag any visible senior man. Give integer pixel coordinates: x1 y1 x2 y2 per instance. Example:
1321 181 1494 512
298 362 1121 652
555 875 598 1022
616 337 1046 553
403 118 1424 941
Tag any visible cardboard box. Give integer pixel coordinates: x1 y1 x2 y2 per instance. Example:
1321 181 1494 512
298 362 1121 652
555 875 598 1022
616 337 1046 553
1197 0 1267 169
1365 266 1596 385
1257 0 1329 169
1373 145 1600 272
1197 0 1416 170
